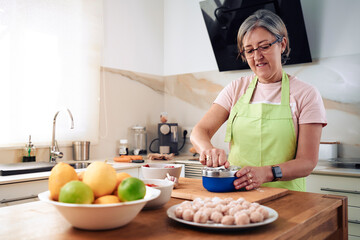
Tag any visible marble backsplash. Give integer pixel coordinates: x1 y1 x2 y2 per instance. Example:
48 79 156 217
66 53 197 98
0 54 358 163
102 53 360 158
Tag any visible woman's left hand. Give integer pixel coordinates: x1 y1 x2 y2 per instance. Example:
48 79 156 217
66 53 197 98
233 166 270 190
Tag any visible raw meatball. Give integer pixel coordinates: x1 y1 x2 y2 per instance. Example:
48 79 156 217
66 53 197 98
256 206 270 219
241 201 251 209
210 211 223 223
236 197 245 203
193 197 203 204
224 198 234 204
194 211 209 223
214 204 223 212
211 197 222 203
250 211 264 223
235 213 250 225
204 202 216 208
198 207 212 218
229 205 243 216
221 205 230 215
175 206 184 218
182 208 195 221
180 201 192 209
248 205 257 212
221 215 235 225
251 202 260 209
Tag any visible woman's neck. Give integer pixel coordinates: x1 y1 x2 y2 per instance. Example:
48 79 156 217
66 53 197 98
258 71 283 84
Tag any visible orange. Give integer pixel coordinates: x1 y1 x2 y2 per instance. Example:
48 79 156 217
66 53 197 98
118 177 146 202
77 171 85 181
113 172 132 194
94 195 120 204
59 180 94 204
48 162 78 201
82 162 117 198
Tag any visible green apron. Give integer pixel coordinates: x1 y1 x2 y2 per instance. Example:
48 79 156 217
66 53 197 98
224 71 305 191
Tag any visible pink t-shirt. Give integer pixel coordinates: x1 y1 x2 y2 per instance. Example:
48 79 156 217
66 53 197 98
214 74 327 138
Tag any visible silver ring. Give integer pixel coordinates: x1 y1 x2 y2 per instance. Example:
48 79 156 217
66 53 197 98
247 173 252 178
249 179 253 183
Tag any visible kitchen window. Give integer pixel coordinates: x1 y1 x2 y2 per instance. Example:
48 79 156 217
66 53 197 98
0 0 103 147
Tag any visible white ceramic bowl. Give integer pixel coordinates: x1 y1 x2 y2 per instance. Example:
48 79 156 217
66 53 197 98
141 163 182 180
143 179 174 209
38 186 160 230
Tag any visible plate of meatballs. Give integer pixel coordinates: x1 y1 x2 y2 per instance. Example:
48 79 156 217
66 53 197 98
167 197 278 229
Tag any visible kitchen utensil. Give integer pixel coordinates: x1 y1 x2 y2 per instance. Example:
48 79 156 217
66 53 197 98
171 178 289 204
202 166 240 192
72 141 90 161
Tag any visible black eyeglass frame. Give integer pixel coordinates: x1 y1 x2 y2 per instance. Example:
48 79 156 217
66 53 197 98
240 37 284 58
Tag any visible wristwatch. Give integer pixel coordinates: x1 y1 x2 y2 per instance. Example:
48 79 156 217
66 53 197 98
271 165 282 182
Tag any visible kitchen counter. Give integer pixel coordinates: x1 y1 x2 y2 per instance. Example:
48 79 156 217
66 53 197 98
0 178 347 239
1 156 358 185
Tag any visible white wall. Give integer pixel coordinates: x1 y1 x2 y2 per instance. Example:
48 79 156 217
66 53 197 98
102 0 164 75
163 0 217 75
301 0 360 58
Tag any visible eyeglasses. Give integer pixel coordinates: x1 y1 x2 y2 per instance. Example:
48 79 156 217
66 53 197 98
241 37 283 59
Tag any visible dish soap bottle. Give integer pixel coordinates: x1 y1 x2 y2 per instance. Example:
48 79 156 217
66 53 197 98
22 135 36 162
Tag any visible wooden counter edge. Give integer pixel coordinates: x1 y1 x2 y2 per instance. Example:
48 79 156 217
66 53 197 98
323 194 348 239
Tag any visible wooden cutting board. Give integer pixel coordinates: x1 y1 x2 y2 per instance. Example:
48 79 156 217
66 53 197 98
171 178 289 204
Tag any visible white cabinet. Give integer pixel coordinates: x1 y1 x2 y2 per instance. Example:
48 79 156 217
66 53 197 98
0 167 140 207
306 174 360 238
0 179 48 207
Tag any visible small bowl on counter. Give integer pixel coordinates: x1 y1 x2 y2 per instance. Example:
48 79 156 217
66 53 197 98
141 163 182 180
38 186 160 230
142 179 174 209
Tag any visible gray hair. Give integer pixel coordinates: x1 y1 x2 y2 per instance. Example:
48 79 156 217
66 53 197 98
237 9 290 64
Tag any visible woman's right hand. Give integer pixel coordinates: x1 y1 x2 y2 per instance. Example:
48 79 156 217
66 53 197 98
199 148 229 168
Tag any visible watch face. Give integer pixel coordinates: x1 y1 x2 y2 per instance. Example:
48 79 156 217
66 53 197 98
272 166 282 181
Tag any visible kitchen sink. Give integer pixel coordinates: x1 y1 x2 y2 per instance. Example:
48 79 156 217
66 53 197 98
0 161 91 176
70 162 91 169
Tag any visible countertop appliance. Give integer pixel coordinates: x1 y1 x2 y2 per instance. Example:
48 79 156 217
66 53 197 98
202 166 241 192
158 123 179 155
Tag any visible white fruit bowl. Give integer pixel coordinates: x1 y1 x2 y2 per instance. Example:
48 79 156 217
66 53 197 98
38 186 160 230
141 163 182 180
143 179 174 209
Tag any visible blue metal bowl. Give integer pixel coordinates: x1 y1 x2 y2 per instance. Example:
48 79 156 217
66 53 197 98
202 176 237 192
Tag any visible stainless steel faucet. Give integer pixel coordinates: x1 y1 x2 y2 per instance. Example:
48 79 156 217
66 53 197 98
50 109 74 162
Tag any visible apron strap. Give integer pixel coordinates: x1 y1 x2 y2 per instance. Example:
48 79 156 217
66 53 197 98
280 71 290 106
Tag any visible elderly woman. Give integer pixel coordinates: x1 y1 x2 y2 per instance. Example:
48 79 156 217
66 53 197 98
191 9 327 191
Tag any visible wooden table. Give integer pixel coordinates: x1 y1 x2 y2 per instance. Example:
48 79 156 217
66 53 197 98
0 186 347 239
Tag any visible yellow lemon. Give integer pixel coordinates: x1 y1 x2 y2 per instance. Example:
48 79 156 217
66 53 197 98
82 162 117 198
94 195 120 204
48 162 78 201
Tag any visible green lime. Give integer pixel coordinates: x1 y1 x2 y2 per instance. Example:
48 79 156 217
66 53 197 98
59 180 94 204
118 177 146 201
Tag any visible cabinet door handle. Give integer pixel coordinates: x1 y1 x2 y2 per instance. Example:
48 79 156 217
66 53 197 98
348 219 360 224
320 187 360 195
1 195 38 204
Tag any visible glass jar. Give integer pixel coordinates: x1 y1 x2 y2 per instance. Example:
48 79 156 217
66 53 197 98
119 139 129 156
132 125 147 155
